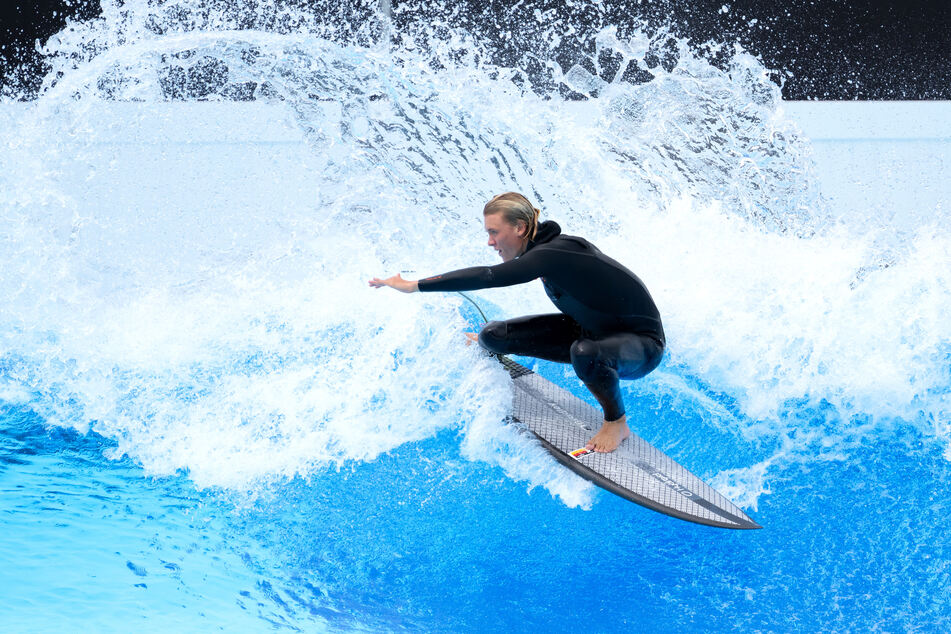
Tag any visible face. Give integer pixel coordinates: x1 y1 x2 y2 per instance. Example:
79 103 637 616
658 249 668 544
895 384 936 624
484 212 527 262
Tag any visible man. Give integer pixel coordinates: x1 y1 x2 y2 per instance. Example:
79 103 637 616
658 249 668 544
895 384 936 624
370 192 664 452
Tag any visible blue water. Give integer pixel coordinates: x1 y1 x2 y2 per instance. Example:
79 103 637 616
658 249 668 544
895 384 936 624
2 1 951 631
6 392 951 631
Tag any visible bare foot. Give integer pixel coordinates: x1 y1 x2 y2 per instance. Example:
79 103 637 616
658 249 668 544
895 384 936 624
585 416 631 453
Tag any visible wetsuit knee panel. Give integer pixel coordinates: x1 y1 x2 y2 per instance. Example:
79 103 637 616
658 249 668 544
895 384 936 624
478 320 508 354
569 339 602 379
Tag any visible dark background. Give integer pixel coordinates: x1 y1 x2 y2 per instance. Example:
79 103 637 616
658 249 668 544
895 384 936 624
2 0 949 100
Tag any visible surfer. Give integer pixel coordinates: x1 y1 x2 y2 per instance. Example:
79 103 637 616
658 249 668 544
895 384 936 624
369 192 664 452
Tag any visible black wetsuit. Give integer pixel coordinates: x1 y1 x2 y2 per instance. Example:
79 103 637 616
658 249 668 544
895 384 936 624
418 220 665 421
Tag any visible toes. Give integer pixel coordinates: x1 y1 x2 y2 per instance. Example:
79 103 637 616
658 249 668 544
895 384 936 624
588 429 625 453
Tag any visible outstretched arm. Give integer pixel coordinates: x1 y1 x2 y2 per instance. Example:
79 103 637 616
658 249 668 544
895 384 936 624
414 254 544 293
368 273 419 293
371 251 546 294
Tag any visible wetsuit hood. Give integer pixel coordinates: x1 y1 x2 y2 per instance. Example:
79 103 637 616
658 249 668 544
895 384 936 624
525 220 561 253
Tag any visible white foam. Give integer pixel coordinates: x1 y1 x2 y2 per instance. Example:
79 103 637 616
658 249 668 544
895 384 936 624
2 3 949 505
457 358 596 509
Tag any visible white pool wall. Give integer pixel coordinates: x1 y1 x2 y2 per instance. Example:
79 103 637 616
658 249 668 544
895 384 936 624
6 100 947 227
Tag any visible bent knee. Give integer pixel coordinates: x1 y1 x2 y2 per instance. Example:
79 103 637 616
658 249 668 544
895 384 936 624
478 320 509 354
570 339 602 378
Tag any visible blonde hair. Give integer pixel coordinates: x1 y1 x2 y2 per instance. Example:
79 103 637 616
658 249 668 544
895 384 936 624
483 192 541 240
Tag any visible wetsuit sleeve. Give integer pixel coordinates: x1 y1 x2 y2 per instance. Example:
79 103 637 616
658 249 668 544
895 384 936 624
417 251 546 293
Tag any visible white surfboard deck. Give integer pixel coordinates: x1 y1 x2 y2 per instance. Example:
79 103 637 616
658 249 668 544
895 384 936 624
498 354 761 529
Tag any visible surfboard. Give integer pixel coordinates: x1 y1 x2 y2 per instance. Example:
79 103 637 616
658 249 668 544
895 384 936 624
496 354 761 529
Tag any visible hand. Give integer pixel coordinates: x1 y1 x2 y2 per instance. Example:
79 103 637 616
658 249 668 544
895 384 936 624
368 273 419 293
